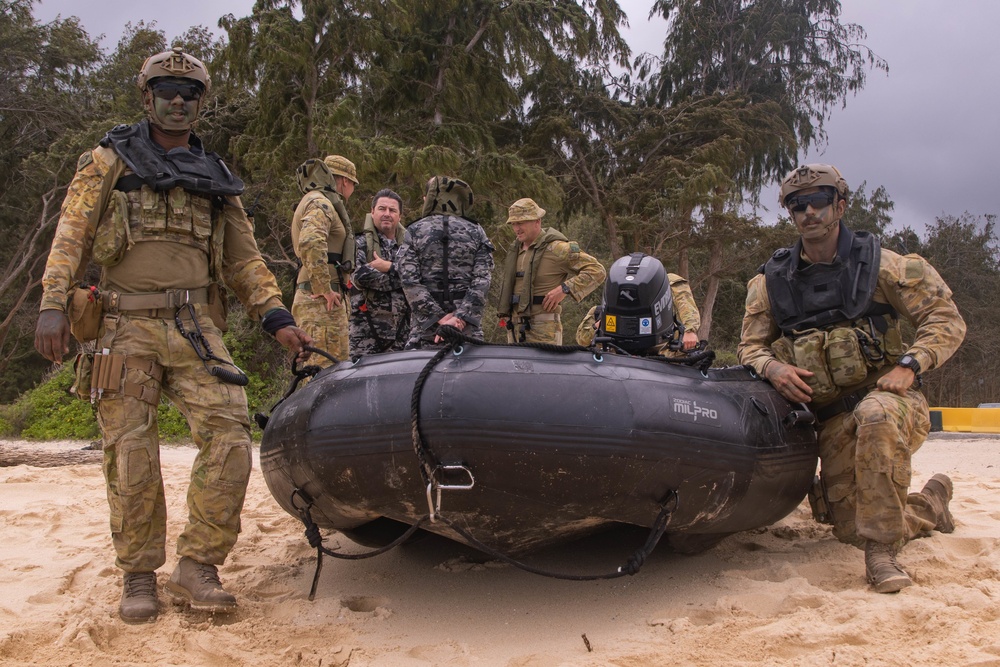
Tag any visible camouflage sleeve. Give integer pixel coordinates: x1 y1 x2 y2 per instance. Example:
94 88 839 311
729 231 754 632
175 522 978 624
398 226 448 333
668 274 701 332
352 235 396 292
40 148 118 312
454 227 495 327
879 250 966 373
575 305 599 346
219 196 285 320
298 198 335 294
736 273 781 375
560 245 606 301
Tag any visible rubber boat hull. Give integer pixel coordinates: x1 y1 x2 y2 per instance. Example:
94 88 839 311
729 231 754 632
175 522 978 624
260 345 819 555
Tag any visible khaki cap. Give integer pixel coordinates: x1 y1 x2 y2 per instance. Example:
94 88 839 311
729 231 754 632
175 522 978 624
506 197 545 224
324 155 358 184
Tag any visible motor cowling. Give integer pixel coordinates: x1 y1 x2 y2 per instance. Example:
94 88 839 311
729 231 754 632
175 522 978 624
599 253 676 354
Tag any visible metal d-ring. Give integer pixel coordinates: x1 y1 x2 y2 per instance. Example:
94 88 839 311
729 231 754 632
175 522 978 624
593 353 604 363
452 345 464 356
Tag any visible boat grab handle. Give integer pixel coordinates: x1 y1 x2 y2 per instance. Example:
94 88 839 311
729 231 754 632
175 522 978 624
426 465 475 521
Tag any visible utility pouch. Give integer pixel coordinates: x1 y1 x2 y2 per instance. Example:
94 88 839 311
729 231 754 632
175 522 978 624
771 336 795 365
67 286 104 343
70 352 94 401
825 327 869 387
807 475 834 525
792 329 837 402
207 282 229 332
92 190 132 267
91 350 126 402
881 323 905 361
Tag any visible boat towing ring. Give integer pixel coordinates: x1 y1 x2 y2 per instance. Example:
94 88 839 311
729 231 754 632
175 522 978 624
593 353 603 363
426 464 476 521
452 345 465 356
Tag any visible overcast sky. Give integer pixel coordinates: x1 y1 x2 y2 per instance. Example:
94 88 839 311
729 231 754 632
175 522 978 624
35 0 999 231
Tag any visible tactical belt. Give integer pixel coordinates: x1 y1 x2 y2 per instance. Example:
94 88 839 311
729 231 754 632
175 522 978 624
297 281 341 292
103 288 209 319
510 295 546 306
430 289 467 304
515 312 559 323
814 386 874 423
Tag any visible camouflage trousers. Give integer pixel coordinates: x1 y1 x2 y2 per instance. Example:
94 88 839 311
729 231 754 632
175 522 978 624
817 387 938 548
349 308 408 356
506 314 562 345
292 289 349 367
96 305 252 573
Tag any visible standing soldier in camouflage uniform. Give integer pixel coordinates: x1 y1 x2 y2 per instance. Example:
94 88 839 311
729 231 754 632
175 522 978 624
349 189 410 355
291 155 357 366
33 48 311 623
575 273 702 355
397 176 494 347
497 198 606 344
737 163 965 594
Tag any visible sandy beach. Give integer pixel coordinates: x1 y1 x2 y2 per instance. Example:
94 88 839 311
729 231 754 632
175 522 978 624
1 433 998 666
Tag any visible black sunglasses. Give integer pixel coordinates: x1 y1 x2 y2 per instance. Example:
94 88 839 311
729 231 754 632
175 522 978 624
787 192 835 213
150 81 203 102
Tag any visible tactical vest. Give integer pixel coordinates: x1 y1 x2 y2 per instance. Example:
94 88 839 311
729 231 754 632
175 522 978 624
98 120 244 197
497 228 575 318
292 190 355 288
762 225 904 401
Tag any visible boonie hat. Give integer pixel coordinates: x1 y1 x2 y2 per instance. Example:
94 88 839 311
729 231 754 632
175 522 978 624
506 198 545 224
324 155 359 184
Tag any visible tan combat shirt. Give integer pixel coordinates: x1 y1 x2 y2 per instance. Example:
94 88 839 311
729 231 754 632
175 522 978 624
291 190 348 294
513 237 606 318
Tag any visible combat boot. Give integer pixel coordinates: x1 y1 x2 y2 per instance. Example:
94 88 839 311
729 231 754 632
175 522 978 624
920 473 955 533
119 571 158 624
165 557 237 613
865 541 912 594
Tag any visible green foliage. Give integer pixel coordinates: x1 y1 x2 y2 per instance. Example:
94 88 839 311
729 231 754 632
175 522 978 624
3 365 99 440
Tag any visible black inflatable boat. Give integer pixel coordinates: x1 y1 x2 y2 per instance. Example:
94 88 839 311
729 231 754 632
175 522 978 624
259 343 819 557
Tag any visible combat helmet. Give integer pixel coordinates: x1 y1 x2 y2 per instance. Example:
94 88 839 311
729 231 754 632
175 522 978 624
778 164 848 206
421 176 474 217
296 158 337 195
137 46 211 95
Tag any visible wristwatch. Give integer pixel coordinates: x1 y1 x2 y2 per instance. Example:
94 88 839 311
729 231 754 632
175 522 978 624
560 283 571 295
897 354 921 374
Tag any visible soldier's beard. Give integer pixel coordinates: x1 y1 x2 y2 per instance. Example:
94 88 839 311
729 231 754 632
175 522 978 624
800 216 839 242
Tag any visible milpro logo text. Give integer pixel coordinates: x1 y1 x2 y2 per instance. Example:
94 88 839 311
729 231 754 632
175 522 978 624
670 397 721 427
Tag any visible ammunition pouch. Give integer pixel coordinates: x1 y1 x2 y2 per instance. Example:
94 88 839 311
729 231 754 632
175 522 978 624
71 352 94 401
89 350 125 402
67 286 104 343
93 190 132 267
791 329 838 402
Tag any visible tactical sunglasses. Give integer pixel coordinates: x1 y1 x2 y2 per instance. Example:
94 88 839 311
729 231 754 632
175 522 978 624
787 191 835 213
150 81 203 102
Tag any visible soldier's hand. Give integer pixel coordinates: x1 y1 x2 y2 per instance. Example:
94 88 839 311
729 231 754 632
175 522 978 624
682 331 699 351
541 286 567 312
312 290 342 311
35 309 71 363
370 257 392 273
764 361 815 404
275 325 313 362
876 365 916 397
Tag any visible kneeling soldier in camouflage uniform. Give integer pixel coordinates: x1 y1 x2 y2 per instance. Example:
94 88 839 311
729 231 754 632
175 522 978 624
397 177 494 347
349 189 411 355
737 163 965 593
34 48 311 623
497 198 606 344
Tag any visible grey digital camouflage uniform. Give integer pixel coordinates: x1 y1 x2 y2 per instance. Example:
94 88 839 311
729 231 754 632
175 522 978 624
396 213 495 347
349 232 410 354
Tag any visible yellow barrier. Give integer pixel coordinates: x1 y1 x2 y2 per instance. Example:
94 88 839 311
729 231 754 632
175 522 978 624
931 408 1000 433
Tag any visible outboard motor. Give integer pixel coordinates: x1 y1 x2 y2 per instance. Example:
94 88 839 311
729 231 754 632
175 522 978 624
599 253 677 355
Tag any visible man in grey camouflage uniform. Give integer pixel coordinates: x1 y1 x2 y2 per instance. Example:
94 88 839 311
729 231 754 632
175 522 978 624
738 163 965 594
34 48 311 624
349 189 411 355
396 176 494 347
